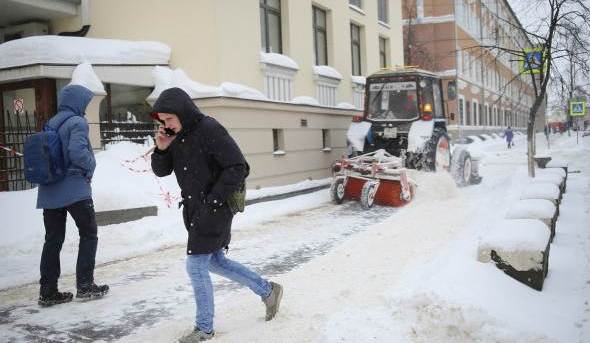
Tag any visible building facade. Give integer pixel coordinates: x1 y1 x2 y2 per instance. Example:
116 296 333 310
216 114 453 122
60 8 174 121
0 0 404 190
402 0 543 138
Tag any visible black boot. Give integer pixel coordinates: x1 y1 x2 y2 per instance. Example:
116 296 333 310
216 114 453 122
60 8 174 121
38 290 73 307
76 283 109 299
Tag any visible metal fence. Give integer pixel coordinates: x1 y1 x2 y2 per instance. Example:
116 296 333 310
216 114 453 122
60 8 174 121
95 112 157 146
0 110 36 191
0 111 157 192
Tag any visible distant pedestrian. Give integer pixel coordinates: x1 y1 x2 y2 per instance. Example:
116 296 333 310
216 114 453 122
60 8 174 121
36 85 109 307
150 88 283 342
505 126 514 149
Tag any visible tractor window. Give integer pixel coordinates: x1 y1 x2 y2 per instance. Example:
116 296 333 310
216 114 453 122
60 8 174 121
432 80 443 118
419 78 434 116
367 81 419 121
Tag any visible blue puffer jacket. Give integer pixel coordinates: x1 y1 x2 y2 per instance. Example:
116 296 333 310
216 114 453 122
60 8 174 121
36 85 96 209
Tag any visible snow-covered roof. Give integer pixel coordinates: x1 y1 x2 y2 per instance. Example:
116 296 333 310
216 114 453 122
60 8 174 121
505 199 556 220
546 159 568 168
537 168 566 179
0 35 170 69
529 173 563 186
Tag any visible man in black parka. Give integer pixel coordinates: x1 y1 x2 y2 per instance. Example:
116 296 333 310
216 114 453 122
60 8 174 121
151 88 282 342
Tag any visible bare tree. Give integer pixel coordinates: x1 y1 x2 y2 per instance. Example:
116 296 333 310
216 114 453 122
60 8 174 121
474 0 590 177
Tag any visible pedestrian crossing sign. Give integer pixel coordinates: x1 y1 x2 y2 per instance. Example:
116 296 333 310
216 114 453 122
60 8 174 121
520 48 546 74
570 101 586 117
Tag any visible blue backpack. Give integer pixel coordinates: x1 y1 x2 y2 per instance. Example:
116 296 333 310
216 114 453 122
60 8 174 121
24 114 76 185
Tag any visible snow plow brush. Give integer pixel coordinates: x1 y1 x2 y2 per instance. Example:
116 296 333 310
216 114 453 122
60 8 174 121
330 149 416 209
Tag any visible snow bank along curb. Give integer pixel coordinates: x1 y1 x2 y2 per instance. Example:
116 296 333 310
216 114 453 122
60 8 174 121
478 219 551 291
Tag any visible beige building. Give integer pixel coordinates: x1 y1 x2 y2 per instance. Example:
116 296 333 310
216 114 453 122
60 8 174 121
0 0 404 191
402 0 543 138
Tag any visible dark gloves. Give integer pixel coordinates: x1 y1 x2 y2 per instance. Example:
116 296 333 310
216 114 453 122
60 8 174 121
205 193 224 207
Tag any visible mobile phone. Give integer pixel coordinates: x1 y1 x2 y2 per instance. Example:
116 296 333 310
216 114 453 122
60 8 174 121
164 127 176 136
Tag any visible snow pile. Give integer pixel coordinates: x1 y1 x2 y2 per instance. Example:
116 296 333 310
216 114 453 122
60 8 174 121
69 62 106 95
147 66 268 102
313 65 343 80
546 159 568 168
147 66 221 101
220 82 267 101
505 199 556 220
537 167 566 179
291 96 320 106
346 121 371 152
0 35 170 69
259 52 299 70
520 183 560 203
529 173 563 188
478 219 550 266
407 120 434 152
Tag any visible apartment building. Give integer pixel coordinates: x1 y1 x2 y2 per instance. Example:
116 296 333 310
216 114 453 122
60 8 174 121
402 0 542 137
0 0 403 190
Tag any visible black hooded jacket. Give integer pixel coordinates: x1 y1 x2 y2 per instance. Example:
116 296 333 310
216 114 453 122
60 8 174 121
151 88 247 254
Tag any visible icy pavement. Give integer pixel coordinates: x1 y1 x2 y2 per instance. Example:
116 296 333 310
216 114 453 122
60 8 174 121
0 201 398 342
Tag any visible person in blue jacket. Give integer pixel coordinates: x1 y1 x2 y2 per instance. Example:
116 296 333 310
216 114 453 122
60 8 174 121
505 126 514 149
36 84 108 306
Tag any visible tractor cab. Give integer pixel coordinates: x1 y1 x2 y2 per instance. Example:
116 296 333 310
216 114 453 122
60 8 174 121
361 68 447 158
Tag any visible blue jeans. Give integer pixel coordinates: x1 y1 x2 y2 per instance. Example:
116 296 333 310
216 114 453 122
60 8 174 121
186 249 272 333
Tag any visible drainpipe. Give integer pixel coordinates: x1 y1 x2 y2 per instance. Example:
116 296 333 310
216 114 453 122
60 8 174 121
58 0 91 37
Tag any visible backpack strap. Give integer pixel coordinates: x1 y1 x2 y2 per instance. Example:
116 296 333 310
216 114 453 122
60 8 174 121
43 113 78 132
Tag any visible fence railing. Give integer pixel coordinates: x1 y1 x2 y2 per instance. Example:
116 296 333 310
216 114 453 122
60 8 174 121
0 111 157 192
0 110 37 191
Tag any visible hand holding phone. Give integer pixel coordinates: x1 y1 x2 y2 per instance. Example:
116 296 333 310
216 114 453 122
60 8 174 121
156 125 176 150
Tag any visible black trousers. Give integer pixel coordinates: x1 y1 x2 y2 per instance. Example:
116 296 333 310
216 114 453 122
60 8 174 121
40 198 98 295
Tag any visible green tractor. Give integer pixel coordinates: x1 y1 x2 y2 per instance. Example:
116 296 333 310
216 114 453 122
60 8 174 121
347 67 481 186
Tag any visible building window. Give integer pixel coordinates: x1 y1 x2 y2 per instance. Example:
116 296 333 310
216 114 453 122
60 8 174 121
272 128 284 152
313 6 328 65
351 23 362 75
349 0 362 8
260 0 282 53
379 36 388 68
378 0 389 23
466 100 471 125
322 129 331 149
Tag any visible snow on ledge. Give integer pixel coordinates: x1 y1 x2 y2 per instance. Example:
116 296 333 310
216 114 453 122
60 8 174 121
505 199 556 220
291 96 320 106
351 75 366 85
313 65 343 80
0 35 170 69
260 52 299 70
69 62 106 95
147 67 268 102
336 102 356 109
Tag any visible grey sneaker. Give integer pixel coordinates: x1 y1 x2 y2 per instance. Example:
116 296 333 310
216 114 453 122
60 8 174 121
263 281 283 321
178 328 214 343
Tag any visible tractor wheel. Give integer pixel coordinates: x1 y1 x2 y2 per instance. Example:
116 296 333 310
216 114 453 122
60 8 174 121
424 127 451 172
360 181 378 209
451 149 472 187
330 178 346 204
